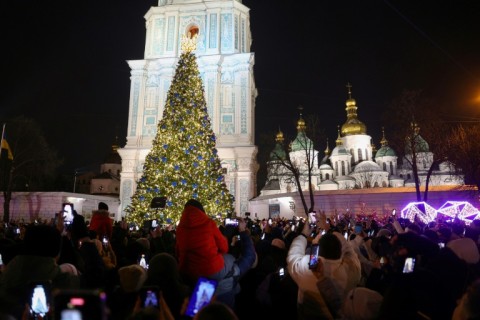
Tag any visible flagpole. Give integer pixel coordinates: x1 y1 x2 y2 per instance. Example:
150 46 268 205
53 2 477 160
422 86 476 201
1 124 5 147
0 124 5 160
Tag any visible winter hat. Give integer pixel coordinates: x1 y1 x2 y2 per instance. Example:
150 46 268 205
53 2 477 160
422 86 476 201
59 263 79 276
118 264 147 293
342 287 383 320
98 202 109 211
447 238 480 264
271 238 286 250
318 233 342 260
185 199 204 213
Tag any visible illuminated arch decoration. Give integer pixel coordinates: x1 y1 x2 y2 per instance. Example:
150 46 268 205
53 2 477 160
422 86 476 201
437 201 480 225
401 202 437 224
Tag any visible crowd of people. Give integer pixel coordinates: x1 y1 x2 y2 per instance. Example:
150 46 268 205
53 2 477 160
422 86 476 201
0 200 479 320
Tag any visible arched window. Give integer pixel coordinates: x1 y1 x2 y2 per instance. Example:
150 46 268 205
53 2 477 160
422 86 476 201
365 148 369 160
383 163 387 171
341 161 346 176
335 162 338 175
326 173 330 180
358 149 363 162
390 162 394 174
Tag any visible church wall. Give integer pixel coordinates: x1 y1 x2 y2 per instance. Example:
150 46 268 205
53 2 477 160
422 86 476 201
0 192 121 223
248 187 477 221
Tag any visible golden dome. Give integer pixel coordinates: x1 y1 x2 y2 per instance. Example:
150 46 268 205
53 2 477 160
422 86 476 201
275 129 284 142
335 126 343 146
341 83 367 136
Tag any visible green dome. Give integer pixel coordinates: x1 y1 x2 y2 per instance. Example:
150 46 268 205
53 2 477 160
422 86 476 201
291 131 313 152
376 146 397 158
270 142 286 160
405 134 430 154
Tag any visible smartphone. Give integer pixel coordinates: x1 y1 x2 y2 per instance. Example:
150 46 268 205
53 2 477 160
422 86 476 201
184 277 218 317
225 218 238 226
235 235 241 241
28 281 52 318
139 286 160 308
151 219 158 229
402 257 415 274
53 289 107 320
380 257 385 266
278 267 285 279
138 254 149 270
308 244 320 269
102 236 109 248
308 212 316 224
344 232 348 240
268 218 273 226
291 225 295 232
438 242 445 249
62 203 74 223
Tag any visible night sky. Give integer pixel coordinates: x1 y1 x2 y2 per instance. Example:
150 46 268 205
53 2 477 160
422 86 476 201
1 0 479 181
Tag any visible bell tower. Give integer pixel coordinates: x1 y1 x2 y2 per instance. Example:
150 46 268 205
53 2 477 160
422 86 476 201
118 0 258 216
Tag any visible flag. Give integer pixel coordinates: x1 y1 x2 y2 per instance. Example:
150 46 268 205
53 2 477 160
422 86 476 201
1 124 13 160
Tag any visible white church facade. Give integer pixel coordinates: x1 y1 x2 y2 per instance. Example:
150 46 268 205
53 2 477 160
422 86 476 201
251 86 465 220
118 0 258 217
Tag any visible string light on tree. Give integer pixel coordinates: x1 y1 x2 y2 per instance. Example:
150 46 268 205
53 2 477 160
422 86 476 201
125 33 234 227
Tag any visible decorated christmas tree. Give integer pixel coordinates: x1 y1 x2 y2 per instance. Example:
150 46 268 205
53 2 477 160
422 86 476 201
125 35 234 226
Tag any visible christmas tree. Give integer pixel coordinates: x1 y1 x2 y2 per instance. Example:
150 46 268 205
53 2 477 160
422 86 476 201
125 34 234 226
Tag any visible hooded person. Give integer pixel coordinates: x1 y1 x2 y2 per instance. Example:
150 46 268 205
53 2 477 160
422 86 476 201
175 199 229 285
89 202 113 241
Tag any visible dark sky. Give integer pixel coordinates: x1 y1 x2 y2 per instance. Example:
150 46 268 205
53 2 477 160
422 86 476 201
1 0 479 177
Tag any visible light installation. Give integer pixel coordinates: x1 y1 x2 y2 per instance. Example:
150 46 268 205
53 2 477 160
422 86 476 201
401 202 437 224
436 201 480 225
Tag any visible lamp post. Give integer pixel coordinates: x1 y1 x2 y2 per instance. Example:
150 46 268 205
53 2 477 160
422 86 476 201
73 170 78 193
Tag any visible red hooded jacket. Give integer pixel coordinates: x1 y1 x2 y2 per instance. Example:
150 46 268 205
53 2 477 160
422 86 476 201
175 205 228 281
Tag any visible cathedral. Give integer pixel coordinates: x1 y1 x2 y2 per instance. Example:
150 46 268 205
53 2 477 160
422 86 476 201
260 85 464 196
118 0 258 217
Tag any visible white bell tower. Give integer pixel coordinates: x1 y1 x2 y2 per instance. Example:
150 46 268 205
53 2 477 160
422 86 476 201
118 0 258 217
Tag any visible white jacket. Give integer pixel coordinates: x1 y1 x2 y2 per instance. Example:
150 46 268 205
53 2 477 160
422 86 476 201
287 232 361 304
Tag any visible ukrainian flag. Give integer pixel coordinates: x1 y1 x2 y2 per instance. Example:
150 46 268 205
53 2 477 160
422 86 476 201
1 124 13 160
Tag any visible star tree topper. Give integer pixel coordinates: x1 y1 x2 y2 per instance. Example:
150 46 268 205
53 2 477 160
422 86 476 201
181 33 198 53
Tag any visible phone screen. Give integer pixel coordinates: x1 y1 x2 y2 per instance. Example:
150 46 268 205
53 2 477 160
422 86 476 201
402 257 415 273
225 218 238 226
308 244 320 269
308 212 316 223
29 282 51 317
54 289 107 320
184 277 218 317
62 203 74 223
140 286 160 308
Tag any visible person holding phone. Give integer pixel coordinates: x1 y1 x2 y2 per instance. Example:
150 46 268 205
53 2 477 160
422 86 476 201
286 216 361 317
89 202 113 241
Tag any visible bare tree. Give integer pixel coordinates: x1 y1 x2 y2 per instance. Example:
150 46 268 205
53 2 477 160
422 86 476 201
382 90 450 201
0 116 62 222
446 124 480 193
269 111 324 215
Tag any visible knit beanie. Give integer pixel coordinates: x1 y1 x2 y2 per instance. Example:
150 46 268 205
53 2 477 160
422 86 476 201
118 264 147 293
185 199 205 213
